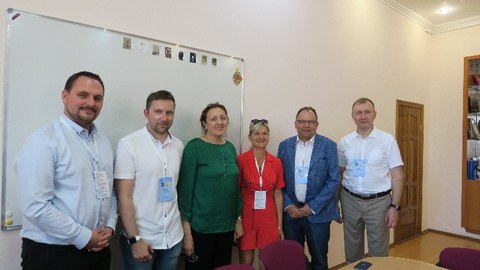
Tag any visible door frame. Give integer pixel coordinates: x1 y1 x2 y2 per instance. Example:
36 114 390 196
395 99 424 243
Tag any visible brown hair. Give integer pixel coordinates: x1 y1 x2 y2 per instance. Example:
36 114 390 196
200 102 228 134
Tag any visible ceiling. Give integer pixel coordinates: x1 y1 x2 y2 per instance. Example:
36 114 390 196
396 0 480 25
381 0 480 34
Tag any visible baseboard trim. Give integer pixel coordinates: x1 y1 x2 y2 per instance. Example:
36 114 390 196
423 228 480 243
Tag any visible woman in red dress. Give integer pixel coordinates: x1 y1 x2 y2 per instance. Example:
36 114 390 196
237 119 286 265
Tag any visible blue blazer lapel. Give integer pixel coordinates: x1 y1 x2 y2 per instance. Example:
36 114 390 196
287 137 297 174
309 134 322 170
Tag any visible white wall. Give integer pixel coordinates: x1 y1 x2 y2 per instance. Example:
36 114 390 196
424 25 480 237
0 0 475 269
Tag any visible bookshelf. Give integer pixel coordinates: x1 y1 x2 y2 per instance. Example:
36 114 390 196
462 55 480 234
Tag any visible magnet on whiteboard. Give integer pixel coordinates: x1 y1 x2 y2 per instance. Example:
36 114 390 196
5 218 13 226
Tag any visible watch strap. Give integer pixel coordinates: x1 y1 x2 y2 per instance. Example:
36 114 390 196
126 235 142 245
390 203 401 211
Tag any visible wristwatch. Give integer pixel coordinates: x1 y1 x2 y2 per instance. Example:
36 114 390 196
390 203 401 211
126 235 142 245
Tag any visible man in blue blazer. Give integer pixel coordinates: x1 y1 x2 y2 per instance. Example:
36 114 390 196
277 106 340 270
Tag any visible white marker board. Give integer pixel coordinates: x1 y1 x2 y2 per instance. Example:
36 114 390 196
1 9 244 230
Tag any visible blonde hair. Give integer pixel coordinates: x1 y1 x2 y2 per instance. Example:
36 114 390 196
249 121 269 136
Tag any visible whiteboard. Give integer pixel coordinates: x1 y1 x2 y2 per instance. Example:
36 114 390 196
1 9 244 230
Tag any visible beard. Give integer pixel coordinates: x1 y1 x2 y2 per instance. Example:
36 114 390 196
66 107 98 128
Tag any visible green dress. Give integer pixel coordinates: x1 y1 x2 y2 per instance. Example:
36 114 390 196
178 138 241 233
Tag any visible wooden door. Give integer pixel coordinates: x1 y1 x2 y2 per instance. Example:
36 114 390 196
395 100 424 242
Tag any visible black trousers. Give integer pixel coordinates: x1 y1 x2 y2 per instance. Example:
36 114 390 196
185 230 234 270
21 238 111 270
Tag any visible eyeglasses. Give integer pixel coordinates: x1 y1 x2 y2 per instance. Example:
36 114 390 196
296 120 318 126
250 119 268 125
187 254 199 263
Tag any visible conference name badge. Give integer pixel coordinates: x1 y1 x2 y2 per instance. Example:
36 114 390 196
94 170 111 199
353 159 366 177
158 177 174 202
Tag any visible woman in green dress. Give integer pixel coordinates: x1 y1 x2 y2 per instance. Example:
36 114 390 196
178 102 243 270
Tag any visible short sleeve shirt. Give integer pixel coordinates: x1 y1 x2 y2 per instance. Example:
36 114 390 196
338 128 403 194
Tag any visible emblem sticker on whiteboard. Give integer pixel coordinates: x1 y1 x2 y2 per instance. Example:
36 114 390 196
123 37 132 49
233 68 243 85
165 47 172 58
152 44 160 56
190 52 196 63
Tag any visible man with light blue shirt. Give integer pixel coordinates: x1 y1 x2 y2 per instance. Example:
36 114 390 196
115 90 184 270
277 106 340 270
14 71 117 270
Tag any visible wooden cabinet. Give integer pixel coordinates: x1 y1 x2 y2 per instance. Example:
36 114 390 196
462 55 480 233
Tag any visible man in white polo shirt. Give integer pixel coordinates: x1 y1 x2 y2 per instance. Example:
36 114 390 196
115 90 184 270
338 97 404 264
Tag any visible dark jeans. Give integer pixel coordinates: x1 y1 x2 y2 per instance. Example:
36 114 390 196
21 238 111 270
185 230 234 270
283 218 331 270
119 234 181 270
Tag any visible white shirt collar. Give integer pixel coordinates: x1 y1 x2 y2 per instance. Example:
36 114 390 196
144 126 172 146
60 114 98 136
296 134 315 145
355 127 378 139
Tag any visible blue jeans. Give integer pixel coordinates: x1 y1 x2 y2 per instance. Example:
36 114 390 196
283 217 331 270
120 235 181 270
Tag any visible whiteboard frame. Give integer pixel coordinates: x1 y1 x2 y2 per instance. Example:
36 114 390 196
1 9 244 230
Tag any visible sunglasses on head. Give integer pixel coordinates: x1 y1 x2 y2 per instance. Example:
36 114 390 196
250 119 268 125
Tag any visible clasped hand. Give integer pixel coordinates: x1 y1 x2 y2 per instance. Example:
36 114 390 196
287 204 313 219
86 227 113 252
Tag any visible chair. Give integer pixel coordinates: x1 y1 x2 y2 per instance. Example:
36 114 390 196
437 247 480 270
214 264 255 270
259 240 307 270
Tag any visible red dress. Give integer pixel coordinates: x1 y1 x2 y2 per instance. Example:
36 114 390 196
237 149 285 250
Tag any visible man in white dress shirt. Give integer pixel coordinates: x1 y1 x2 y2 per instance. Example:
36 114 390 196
115 90 184 270
338 97 404 263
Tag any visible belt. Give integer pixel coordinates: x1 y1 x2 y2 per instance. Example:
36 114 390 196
22 238 82 251
343 186 391 200
297 202 305 208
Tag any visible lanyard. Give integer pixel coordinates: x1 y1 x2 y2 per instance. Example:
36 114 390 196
60 117 107 228
254 157 265 189
60 117 99 170
299 141 312 167
145 128 168 177
357 136 368 160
